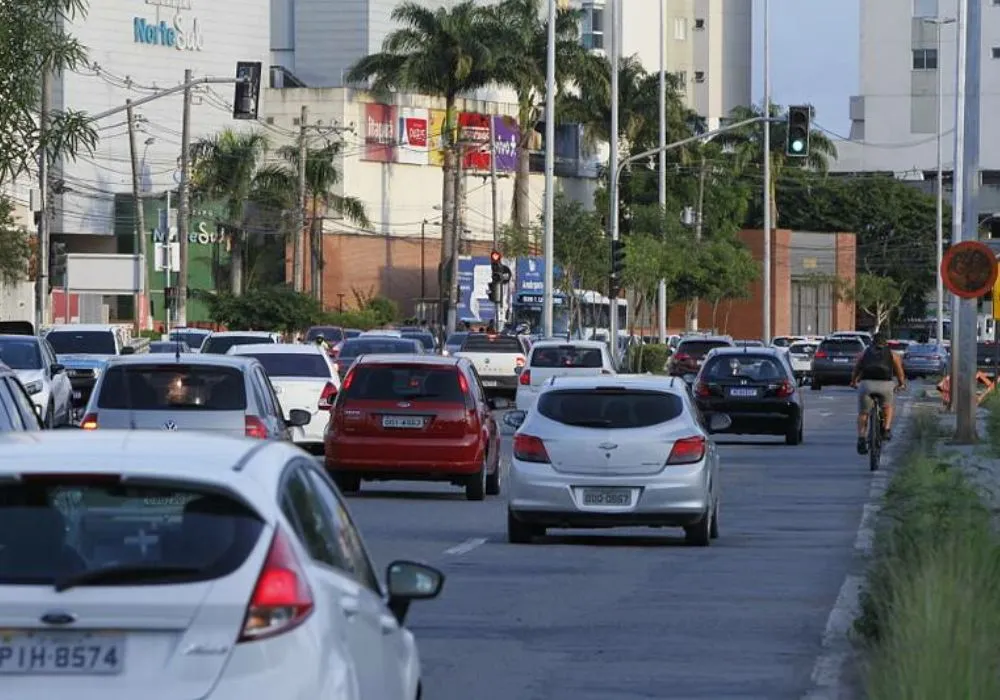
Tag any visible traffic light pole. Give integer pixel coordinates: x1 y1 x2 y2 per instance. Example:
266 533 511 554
88 75 248 123
35 71 51 330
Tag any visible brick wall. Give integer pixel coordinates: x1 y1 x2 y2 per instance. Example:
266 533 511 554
833 232 857 330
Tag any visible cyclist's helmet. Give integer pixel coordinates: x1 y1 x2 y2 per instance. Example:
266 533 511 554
314 334 325 344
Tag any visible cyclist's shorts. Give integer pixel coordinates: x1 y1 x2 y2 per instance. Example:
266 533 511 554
858 379 896 413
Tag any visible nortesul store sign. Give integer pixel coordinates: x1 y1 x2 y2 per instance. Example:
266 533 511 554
133 0 204 51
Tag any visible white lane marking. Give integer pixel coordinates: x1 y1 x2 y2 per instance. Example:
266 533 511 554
801 400 912 699
819 411 834 418
444 537 487 556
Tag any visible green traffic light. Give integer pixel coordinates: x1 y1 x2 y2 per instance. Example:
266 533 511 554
791 140 804 152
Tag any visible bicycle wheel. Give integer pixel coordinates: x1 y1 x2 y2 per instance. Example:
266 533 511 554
869 405 881 471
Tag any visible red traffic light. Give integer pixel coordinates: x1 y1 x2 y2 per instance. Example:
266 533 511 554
490 250 502 264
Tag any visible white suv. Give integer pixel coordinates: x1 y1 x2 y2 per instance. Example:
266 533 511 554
0 432 443 699
515 340 615 411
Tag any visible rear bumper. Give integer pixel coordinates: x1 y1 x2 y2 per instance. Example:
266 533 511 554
696 399 799 435
478 375 517 392
325 434 484 476
812 364 854 384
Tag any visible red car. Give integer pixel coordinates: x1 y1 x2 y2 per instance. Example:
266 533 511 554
324 355 502 501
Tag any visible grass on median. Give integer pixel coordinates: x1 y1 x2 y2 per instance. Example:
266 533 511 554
855 405 1000 700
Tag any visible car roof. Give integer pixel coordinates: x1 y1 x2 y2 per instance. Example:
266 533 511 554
228 343 324 356
821 335 865 343
47 324 116 332
0 334 39 343
343 336 416 345
538 374 684 394
678 335 733 344
530 339 607 350
169 327 212 334
207 331 276 337
0 432 305 519
103 353 259 369
707 346 784 357
354 354 459 367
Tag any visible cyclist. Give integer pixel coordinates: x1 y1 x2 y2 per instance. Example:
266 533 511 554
850 329 907 455
313 334 331 354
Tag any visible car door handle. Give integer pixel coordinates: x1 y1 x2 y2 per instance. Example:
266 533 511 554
340 597 360 618
379 614 399 634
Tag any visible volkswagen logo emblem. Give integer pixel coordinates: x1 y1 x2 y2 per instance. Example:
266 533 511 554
162 420 178 431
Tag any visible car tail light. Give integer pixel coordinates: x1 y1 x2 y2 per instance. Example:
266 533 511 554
694 382 712 398
342 369 356 391
318 382 338 410
673 352 690 362
457 372 469 395
513 434 550 463
245 416 268 439
775 380 795 398
667 436 706 465
814 351 827 359
80 413 98 430
515 355 526 368
519 369 531 386
238 528 314 642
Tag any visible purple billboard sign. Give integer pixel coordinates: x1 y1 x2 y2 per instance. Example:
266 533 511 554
492 116 518 173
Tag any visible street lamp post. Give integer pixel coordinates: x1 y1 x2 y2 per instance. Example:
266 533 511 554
923 16 956 348
762 0 772 344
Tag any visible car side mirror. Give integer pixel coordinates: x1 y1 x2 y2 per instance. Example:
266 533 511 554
706 413 732 434
121 346 136 355
287 408 311 427
502 410 526 430
50 363 65 376
386 560 445 624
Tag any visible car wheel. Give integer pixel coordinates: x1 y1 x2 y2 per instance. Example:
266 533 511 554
709 498 720 539
684 506 712 547
507 510 540 543
465 455 487 501
485 453 501 496
333 473 361 494
785 419 802 446
810 378 822 391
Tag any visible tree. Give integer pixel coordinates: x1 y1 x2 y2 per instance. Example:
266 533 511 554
486 0 586 230
190 129 270 295
0 196 33 283
202 286 327 333
850 272 903 333
346 1 497 319
255 142 370 296
699 237 760 331
0 0 97 185
551 195 606 332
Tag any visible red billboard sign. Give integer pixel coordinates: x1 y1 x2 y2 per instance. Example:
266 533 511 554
459 112 491 171
363 104 397 162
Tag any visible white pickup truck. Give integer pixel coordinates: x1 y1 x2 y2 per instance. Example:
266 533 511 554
454 332 529 398
514 340 616 411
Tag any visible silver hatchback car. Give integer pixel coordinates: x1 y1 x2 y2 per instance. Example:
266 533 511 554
503 375 731 546
79 354 309 439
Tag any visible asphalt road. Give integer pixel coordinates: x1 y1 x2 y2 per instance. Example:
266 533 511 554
346 386 891 700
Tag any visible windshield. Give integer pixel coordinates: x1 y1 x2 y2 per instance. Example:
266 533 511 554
820 340 864 353
47 331 116 356
677 340 731 358
97 365 248 410
344 365 465 402
400 332 435 350
167 331 208 350
201 335 274 355
908 344 941 355
537 389 683 429
305 326 344 343
0 338 42 370
445 333 468 347
461 334 523 353
510 306 570 336
339 339 420 358
149 342 190 353
703 355 788 380
244 353 330 378
0 476 263 586
789 343 817 355
530 345 603 368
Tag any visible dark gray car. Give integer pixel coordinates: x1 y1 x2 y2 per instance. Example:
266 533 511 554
333 337 423 380
810 337 866 390
903 343 949 378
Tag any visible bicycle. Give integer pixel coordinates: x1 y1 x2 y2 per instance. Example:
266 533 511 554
867 395 885 472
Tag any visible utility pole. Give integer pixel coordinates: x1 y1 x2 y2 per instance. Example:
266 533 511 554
954 0 980 443
608 0 621 351
687 153 707 331
176 68 193 327
447 148 464 334
542 0 557 338
35 71 51 330
295 105 308 293
489 117 502 325
949 0 967 417
127 100 148 334
656 0 668 344
762 0 772 344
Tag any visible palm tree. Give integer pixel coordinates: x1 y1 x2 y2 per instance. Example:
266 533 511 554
717 102 837 227
255 143 370 300
486 0 586 230
190 129 269 295
345 1 497 319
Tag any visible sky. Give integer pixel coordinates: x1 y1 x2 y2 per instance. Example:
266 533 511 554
750 0 859 138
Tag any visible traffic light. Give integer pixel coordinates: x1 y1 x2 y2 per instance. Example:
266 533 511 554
786 105 811 158
487 281 503 303
233 62 262 120
164 286 178 310
609 239 626 292
49 242 67 284
490 250 502 283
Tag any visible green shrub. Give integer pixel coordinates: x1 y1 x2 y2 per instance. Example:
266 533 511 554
624 343 670 374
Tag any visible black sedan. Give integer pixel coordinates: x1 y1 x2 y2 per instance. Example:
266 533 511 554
692 347 804 445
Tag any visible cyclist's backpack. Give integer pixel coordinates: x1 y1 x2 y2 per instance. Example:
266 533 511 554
859 345 894 381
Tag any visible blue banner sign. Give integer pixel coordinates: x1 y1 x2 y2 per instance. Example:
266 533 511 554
457 256 497 323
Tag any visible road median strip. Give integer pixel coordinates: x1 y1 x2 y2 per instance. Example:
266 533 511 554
854 399 1000 699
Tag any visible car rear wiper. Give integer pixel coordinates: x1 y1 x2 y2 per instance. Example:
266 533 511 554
397 392 442 399
564 419 613 427
54 564 205 592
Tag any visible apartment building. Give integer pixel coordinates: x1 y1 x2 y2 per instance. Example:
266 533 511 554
834 0 1000 216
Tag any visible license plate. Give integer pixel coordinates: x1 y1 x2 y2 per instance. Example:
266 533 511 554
72 391 82 400
481 380 498 387
728 387 759 398
581 488 632 506
833 357 851 363
0 631 125 675
381 415 424 429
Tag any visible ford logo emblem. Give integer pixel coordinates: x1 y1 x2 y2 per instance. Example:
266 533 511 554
40 611 77 626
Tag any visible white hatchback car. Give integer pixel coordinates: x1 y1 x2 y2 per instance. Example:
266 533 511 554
0 431 443 699
514 340 615 412
504 375 731 546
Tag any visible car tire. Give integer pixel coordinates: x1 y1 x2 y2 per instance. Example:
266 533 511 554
785 419 802 446
810 378 821 391
485 454 501 496
685 506 712 547
507 510 540 543
333 473 361 494
709 498 720 539
465 457 487 501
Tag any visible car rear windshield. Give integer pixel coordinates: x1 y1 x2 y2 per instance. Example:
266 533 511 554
0 477 263 586
703 355 788 380
400 332 435 350
0 338 42 370
460 334 522 353
201 335 273 355
149 342 190 353
339 339 419 358
820 340 864 353
531 345 603 368
305 327 344 343
47 331 116 356
789 343 817 355
677 340 730 357
168 332 208 350
97 365 248 411
445 333 467 346
537 389 684 429
908 344 940 355
344 365 465 402
244 353 330 378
